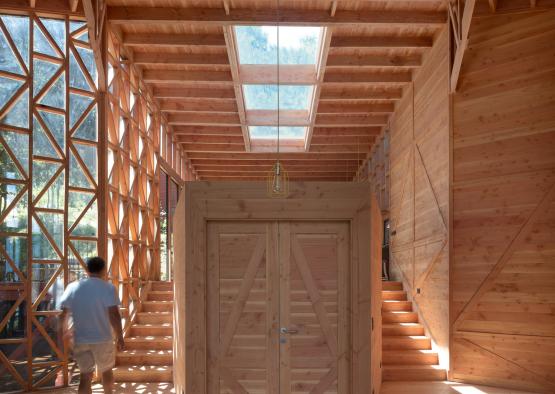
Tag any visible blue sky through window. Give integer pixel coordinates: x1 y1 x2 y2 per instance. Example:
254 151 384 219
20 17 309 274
243 85 313 110
249 126 306 140
235 26 321 65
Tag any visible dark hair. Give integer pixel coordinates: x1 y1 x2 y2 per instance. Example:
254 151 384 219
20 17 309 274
86 256 106 274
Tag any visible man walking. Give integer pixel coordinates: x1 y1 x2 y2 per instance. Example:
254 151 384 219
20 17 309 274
59 257 124 394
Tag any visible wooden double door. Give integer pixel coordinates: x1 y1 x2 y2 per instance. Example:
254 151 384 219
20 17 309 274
207 221 350 394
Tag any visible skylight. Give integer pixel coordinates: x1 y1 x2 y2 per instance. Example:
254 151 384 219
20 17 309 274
235 26 321 65
249 126 307 140
233 25 324 151
243 84 313 110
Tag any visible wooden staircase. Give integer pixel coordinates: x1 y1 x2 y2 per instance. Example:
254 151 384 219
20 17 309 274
114 281 174 383
381 281 447 381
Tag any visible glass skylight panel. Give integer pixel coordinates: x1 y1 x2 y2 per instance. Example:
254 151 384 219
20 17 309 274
235 26 321 65
249 126 307 140
243 85 313 110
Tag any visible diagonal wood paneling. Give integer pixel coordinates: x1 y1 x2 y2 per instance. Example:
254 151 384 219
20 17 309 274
451 9 555 393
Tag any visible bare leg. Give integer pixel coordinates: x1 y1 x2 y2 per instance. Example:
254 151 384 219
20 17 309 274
101 369 114 394
78 372 93 394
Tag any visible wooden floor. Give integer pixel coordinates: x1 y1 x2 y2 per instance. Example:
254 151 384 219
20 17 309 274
381 381 540 394
41 382 174 393
41 381 540 394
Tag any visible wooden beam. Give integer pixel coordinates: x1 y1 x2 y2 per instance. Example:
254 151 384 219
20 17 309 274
142 70 233 84
310 135 375 144
324 70 412 83
186 152 362 160
69 0 79 12
198 175 351 181
450 0 477 92
330 35 434 48
317 102 395 113
122 33 226 47
108 7 447 26
159 99 238 113
312 126 382 136
0 0 82 15
172 126 243 135
133 52 229 66
224 25 250 151
82 0 107 91
240 64 316 84
181 143 246 152
177 135 245 144
196 170 357 176
320 87 403 100
153 87 236 99
326 54 422 67
315 114 389 126
308 144 373 153
246 110 309 126
168 113 240 126
193 163 359 170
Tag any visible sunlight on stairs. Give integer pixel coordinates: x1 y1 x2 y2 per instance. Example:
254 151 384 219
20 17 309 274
114 281 174 383
382 281 447 381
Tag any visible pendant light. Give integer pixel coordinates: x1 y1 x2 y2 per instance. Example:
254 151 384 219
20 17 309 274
267 0 289 198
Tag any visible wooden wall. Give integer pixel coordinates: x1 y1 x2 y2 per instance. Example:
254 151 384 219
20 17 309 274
367 130 390 216
451 9 555 393
388 27 450 366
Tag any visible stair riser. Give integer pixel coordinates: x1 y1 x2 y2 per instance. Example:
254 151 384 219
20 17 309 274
137 314 173 324
382 352 439 365
383 337 431 350
114 371 172 383
382 282 403 291
382 301 412 312
129 326 173 337
383 325 425 336
142 303 173 312
383 368 446 381
148 293 174 301
116 354 172 366
382 312 418 323
125 341 172 351
151 282 173 291
382 291 407 301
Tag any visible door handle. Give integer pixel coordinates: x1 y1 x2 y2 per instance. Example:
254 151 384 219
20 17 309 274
280 327 298 334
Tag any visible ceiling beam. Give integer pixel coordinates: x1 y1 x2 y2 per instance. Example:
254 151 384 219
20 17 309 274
153 87 236 99
324 70 412 83
330 35 434 48
308 144 373 153
172 126 243 135
310 135 375 144
450 0 476 92
1 0 82 15
192 162 359 168
108 7 447 26
326 54 422 68
239 64 316 84
159 99 238 113
199 175 352 181
142 70 233 84
186 152 362 160
317 102 394 113
312 126 382 136
177 135 246 144
181 143 247 152
133 52 229 66
315 114 389 126
122 33 226 47
196 170 357 176
168 113 241 126
319 87 403 100
246 110 309 126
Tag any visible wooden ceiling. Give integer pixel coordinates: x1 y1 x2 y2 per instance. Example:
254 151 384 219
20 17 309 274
106 0 447 181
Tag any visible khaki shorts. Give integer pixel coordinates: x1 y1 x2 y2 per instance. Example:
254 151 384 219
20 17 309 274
73 341 115 374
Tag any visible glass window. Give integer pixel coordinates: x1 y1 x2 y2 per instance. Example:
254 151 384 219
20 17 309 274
243 84 313 110
235 26 321 65
249 126 306 140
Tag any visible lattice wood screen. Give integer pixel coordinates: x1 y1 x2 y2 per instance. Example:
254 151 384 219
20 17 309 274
0 12 100 391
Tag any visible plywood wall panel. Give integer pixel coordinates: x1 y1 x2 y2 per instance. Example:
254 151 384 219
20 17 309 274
388 27 450 367
451 9 555 393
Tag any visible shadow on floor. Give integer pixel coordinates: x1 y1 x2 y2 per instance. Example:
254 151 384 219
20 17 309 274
381 381 540 394
41 382 175 394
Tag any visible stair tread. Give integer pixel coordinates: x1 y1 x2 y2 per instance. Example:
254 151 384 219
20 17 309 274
118 349 172 355
137 311 172 315
383 349 437 354
131 323 172 328
383 364 444 370
127 336 172 341
114 365 172 372
383 323 422 327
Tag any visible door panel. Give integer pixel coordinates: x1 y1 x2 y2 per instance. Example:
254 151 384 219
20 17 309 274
207 222 279 394
207 221 350 394
281 222 350 394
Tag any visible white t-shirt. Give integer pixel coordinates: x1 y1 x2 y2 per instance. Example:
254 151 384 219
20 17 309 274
60 277 121 345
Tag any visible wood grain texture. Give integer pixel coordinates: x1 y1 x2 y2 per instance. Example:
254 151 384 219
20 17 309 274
388 26 450 369
451 9 555 393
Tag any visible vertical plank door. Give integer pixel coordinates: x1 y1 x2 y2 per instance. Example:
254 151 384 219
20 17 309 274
207 222 279 394
281 222 350 394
